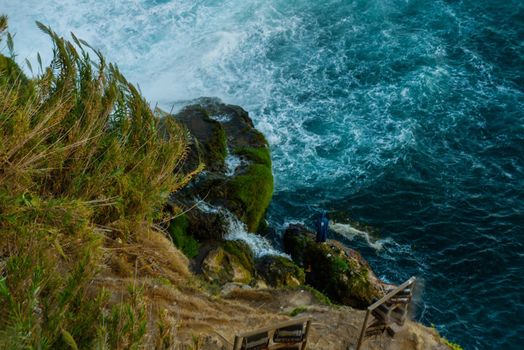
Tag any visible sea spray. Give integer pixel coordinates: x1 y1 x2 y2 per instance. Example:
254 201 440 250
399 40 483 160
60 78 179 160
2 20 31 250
224 150 242 176
330 221 391 251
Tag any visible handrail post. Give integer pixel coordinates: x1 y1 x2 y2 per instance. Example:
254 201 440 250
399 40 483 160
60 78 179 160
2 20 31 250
233 335 240 350
356 308 370 350
301 319 312 350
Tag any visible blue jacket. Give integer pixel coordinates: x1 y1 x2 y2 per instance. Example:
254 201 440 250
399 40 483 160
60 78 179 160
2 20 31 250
316 213 328 242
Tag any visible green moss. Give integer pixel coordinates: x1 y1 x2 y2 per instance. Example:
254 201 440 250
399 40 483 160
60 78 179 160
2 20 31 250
206 120 227 167
256 256 305 288
347 261 374 303
234 146 271 167
288 307 308 317
443 339 464 350
168 214 200 258
222 240 254 273
228 163 274 232
431 325 464 350
331 255 350 274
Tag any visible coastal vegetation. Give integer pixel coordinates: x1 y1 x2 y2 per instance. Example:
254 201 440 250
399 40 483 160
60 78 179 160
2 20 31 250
228 145 273 232
168 213 200 258
0 18 195 348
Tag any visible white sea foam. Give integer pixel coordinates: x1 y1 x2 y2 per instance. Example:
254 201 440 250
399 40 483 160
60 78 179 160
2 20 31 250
3 0 424 193
196 200 285 258
223 210 288 258
330 221 392 251
225 151 242 176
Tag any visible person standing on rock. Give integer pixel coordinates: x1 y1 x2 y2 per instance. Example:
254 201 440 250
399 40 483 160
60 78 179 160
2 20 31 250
316 212 329 243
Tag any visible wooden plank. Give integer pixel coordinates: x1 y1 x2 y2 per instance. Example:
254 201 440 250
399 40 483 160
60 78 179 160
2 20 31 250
356 277 416 350
300 320 311 350
233 336 241 350
234 317 311 350
236 317 311 338
368 277 415 311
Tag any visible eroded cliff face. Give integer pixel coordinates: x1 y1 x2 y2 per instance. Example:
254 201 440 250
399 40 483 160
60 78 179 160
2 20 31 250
102 229 451 350
143 98 452 349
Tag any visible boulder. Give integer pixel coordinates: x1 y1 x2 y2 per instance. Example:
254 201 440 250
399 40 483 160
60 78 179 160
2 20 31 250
283 224 383 308
175 104 227 172
201 240 255 285
184 205 228 241
255 255 305 288
172 98 273 233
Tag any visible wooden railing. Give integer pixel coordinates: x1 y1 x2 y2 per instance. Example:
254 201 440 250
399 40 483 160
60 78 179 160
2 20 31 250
356 277 416 350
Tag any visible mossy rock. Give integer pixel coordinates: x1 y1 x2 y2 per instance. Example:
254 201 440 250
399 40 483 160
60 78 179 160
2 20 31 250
185 204 228 241
255 255 305 288
201 240 255 285
174 105 227 172
283 224 383 308
168 214 200 258
172 99 274 233
226 160 273 232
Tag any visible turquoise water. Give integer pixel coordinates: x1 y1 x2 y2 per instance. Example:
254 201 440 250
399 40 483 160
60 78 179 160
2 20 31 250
3 0 523 348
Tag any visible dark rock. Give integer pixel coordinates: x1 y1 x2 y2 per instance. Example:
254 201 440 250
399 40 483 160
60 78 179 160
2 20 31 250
283 224 383 308
200 240 255 285
185 206 228 241
175 104 227 172
255 255 305 288
172 98 273 233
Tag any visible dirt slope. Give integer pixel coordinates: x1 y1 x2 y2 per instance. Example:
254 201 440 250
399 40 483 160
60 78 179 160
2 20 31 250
98 231 449 350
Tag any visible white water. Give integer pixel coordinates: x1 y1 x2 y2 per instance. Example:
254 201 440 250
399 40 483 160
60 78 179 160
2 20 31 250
196 200 285 258
2 0 418 196
224 151 242 176
330 221 392 251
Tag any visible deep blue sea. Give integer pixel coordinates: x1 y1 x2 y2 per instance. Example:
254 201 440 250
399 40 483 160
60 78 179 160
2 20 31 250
3 0 523 348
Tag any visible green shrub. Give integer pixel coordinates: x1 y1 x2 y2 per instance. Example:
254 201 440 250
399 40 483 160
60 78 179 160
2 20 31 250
169 214 200 258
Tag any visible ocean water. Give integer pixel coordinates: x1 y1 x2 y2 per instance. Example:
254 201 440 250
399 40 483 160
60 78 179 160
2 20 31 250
3 0 523 348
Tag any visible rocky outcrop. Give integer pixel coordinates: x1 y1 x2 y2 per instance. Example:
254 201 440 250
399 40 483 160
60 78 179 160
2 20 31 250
283 224 384 308
255 255 305 288
200 240 255 285
170 97 273 235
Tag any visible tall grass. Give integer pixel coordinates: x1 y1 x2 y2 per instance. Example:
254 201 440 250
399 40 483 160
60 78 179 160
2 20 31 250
0 18 197 349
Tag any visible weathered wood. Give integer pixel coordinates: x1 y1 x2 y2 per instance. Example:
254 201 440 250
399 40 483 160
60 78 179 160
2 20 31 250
356 309 371 350
368 277 415 311
233 317 311 350
356 277 416 350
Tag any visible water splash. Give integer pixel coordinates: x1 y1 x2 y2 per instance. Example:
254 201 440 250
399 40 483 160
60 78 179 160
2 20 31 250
224 151 242 176
330 221 392 251
196 200 285 258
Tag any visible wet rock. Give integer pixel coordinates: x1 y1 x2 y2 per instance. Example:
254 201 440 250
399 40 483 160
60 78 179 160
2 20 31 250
184 205 227 241
283 224 383 308
172 97 273 233
255 255 305 288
